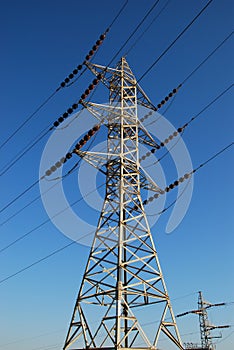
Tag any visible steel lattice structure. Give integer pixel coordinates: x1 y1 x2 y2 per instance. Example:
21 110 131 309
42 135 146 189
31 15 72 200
63 58 183 350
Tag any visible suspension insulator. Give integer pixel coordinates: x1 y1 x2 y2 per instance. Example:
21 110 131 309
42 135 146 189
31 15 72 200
53 121 59 127
93 44 98 50
164 138 169 144
75 143 81 150
165 187 170 192
169 135 173 140
141 155 146 160
60 157 66 164
79 139 85 146
89 84 94 90
157 104 161 109
85 89 90 95
73 69 78 75
173 131 178 137
161 100 165 105
77 64 82 70
65 77 69 83
81 94 86 100
63 112 69 118
93 78 98 85
100 34 105 40
96 40 101 46
143 200 147 205
178 127 183 133
60 82 66 88
165 96 169 101
179 177 184 182
86 55 91 61
148 197 153 202
151 148 156 153
68 108 73 114
169 184 174 189
169 92 173 98
58 117 64 123
154 193 159 198
174 180 179 186
173 88 177 93
69 73 74 79
160 142 164 147
97 73 102 80
72 103 78 110
184 173 190 179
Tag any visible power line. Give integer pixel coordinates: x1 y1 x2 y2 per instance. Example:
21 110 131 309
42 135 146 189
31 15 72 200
138 0 214 83
0 141 232 285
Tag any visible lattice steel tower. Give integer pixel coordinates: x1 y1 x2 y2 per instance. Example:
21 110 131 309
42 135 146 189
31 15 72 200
63 58 183 350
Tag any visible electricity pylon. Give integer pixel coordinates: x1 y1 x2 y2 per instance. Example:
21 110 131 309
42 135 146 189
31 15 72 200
178 291 229 350
63 57 183 350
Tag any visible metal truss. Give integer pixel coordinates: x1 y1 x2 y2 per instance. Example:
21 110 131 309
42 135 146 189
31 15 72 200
63 58 183 350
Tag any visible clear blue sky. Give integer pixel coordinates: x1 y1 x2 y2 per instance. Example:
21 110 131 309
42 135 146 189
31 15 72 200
0 1 233 349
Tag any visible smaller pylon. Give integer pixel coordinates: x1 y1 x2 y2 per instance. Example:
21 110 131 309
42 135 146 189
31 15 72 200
177 291 230 349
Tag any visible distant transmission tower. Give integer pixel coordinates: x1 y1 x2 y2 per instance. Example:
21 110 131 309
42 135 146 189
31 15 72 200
178 291 229 350
63 57 183 349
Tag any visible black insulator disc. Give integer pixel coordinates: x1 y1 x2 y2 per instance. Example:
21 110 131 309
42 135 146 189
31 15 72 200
164 138 169 144
93 44 98 50
169 184 174 189
97 73 102 80
69 73 74 79
60 82 66 87
179 177 184 182
84 134 90 141
89 84 94 90
157 104 161 109
100 34 105 40
165 187 170 192
88 129 95 136
72 104 78 109
65 77 69 83
89 50 94 56
93 78 98 85
155 144 161 149
96 40 101 46
77 64 82 70
174 180 179 186
143 200 147 205
53 121 59 127
178 127 183 133
86 55 90 61
60 157 66 163
45 169 51 176
93 125 99 131
165 96 169 101
68 108 73 114
160 142 164 147
51 165 56 172
58 117 64 123
161 100 165 105
85 89 89 95
81 94 86 100
55 161 61 168
173 131 178 137
184 173 190 179
151 148 156 153
73 69 78 75
79 139 85 145
169 92 173 97
173 88 177 93
149 111 153 115
75 143 81 150
66 152 72 159
169 135 173 140
148 197 153 202
154 193 159 198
